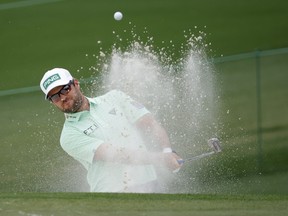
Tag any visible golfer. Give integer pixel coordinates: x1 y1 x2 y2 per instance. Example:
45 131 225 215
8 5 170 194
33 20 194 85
40 68 182 193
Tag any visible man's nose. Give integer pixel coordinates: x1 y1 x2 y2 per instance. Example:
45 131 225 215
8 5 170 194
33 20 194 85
60 94 67 101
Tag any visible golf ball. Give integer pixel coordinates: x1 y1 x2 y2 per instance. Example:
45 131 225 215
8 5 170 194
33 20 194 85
114 11 123 21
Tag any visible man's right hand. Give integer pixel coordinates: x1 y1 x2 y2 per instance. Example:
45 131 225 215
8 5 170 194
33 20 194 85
162 152 184 173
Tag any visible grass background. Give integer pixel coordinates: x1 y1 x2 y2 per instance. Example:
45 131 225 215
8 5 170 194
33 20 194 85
1 193 288 216
1 0 288 90
0 0 288 214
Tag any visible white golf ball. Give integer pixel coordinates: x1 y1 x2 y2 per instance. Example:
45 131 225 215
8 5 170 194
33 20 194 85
114 11 123 21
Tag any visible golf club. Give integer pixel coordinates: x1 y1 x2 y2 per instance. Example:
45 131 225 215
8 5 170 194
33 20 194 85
177 138 221 165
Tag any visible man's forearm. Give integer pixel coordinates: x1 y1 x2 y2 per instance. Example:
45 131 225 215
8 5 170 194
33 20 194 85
136 114 172 150
94 143 161 165
94 143 182 172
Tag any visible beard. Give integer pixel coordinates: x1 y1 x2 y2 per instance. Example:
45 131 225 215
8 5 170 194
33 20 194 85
64 98 82 113
60 91 84 113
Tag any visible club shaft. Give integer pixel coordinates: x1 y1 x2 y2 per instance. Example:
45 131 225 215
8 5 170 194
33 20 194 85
185 151 215 161
177 151 215 165
177 138 221 165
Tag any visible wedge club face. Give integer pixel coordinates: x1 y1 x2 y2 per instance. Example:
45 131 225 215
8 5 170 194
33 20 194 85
208 138 221 153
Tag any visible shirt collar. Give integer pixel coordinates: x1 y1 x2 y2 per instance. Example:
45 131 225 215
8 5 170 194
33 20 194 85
64 97 97 122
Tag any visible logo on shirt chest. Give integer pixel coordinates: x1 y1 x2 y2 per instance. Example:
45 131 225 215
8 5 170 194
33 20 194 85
83 123 98 135
109 108 117 115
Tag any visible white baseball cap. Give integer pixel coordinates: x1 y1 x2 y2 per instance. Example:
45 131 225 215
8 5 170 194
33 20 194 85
40 68 73 99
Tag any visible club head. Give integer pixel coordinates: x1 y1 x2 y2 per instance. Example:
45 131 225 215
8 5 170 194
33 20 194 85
208 138 221 153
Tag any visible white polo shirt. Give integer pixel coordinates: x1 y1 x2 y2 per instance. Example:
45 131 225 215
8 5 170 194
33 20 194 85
60 90 157 192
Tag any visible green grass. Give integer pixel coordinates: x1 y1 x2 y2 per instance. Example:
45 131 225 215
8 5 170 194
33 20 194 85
1 0 288 90
1 193 288 216
0 1 288 215
0 0 288 201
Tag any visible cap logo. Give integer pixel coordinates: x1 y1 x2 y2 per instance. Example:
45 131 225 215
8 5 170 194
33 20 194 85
43 73 61 90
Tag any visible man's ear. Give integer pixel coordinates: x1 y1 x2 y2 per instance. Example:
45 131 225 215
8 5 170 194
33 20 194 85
74 79 80 86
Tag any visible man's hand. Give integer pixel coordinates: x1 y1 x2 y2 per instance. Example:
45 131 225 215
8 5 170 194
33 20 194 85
162 152 183 173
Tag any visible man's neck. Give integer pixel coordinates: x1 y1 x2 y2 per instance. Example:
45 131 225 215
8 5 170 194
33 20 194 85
80 96 90 112
73 96 90 113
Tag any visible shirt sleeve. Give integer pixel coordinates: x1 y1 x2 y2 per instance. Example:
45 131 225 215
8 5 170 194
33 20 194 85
110 90 150 123
60 126 104 167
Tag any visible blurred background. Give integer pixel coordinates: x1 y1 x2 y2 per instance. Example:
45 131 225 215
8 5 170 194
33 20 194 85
0 0 287 194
